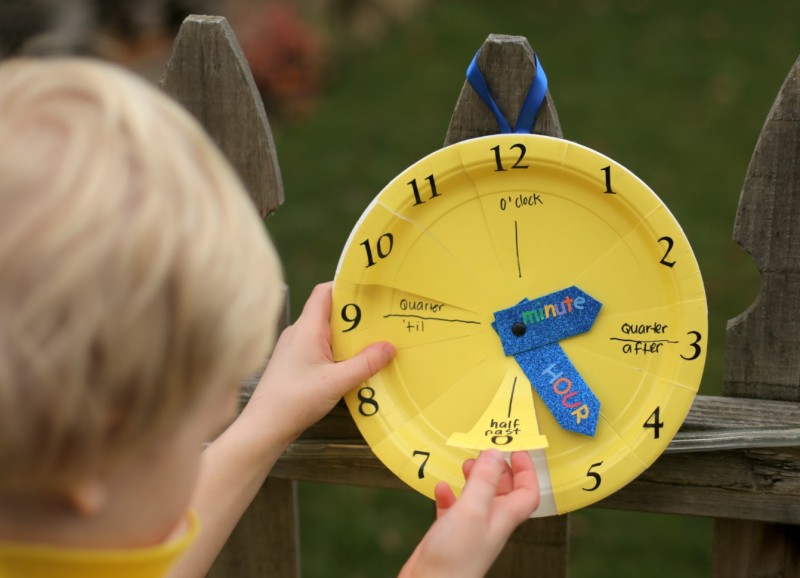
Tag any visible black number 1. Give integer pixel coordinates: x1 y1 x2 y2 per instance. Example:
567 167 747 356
601 166 616 194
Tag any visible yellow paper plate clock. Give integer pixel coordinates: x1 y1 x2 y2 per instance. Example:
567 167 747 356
331 131 706 515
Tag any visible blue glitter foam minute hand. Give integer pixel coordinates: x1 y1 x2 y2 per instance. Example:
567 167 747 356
492 286 602 436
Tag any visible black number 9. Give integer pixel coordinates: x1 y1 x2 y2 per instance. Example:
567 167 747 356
341 303 362 332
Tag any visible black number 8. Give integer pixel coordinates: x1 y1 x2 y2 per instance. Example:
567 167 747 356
357 386 379 416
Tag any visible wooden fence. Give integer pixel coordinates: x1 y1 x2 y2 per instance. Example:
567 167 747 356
160 16 800 578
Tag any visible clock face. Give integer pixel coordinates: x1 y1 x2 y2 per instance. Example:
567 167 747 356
331 134 706 515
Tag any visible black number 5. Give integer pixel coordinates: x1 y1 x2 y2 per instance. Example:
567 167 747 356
583 462 603 492
581 462 603 492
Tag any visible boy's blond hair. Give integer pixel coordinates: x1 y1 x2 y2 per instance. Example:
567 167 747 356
0 57 284 492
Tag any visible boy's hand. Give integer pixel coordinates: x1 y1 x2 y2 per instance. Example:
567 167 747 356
245 282 396 445
399 450 540 578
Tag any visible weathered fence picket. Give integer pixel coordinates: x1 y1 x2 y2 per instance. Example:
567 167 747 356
158 18 800 577
711 53 800 578
159 16 299 578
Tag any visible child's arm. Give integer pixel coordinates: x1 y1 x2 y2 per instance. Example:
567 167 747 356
169 282 395 577
399 450 540 578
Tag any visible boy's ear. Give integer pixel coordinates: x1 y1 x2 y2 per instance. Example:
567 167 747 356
66 479 108 517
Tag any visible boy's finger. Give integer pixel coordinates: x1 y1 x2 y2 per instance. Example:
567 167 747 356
298 282 333 324
334 341 395 390
502 452 541 521
434 481 457 517
458 449 506 507
509 451 539 492
462 458 476 479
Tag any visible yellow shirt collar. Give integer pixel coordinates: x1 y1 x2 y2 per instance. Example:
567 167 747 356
0 511 199 578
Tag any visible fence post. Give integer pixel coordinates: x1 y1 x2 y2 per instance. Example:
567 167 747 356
443 33 569 578
160 15 298 578
712 54 800 578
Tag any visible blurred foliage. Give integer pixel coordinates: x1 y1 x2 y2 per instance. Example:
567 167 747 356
264 0 798 576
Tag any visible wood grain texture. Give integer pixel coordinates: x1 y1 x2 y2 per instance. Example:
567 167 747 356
160 15 283 217
160 16 295 578
713 54 800 578
274 394 800 524
712 521 800 578
724 54 800 402
208 478 300 578
487 517 570 578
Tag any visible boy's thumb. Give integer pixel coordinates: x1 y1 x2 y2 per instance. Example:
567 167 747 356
336 342 396 389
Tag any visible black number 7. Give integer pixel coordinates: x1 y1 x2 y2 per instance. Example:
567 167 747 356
412 450 431 479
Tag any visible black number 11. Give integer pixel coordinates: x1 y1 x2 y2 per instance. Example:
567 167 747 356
410 175 440 206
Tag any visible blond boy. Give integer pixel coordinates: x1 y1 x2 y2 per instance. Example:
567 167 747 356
0 57 538 578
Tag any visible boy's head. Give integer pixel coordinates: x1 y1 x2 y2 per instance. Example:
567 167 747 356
0 57 284 495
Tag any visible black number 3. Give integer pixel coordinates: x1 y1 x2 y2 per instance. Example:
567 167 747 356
681 331 703 361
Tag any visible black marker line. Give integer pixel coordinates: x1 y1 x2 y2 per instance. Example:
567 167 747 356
609 337 679 344
515 220 522 278
383 314 481 325
507 376 517 419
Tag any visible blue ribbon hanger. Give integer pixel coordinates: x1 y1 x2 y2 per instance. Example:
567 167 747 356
466 49 548 134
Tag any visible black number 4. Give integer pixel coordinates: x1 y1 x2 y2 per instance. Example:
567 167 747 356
643 406 664 439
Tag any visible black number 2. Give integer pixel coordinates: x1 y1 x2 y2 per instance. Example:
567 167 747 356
658 236 676 267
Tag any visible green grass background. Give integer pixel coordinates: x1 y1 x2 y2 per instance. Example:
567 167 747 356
263 1 799 576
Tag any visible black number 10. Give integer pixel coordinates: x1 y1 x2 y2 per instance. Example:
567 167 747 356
361 233 394 268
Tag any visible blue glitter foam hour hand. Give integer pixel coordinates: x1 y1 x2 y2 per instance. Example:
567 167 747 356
515 344 600 436
492 286 602 436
